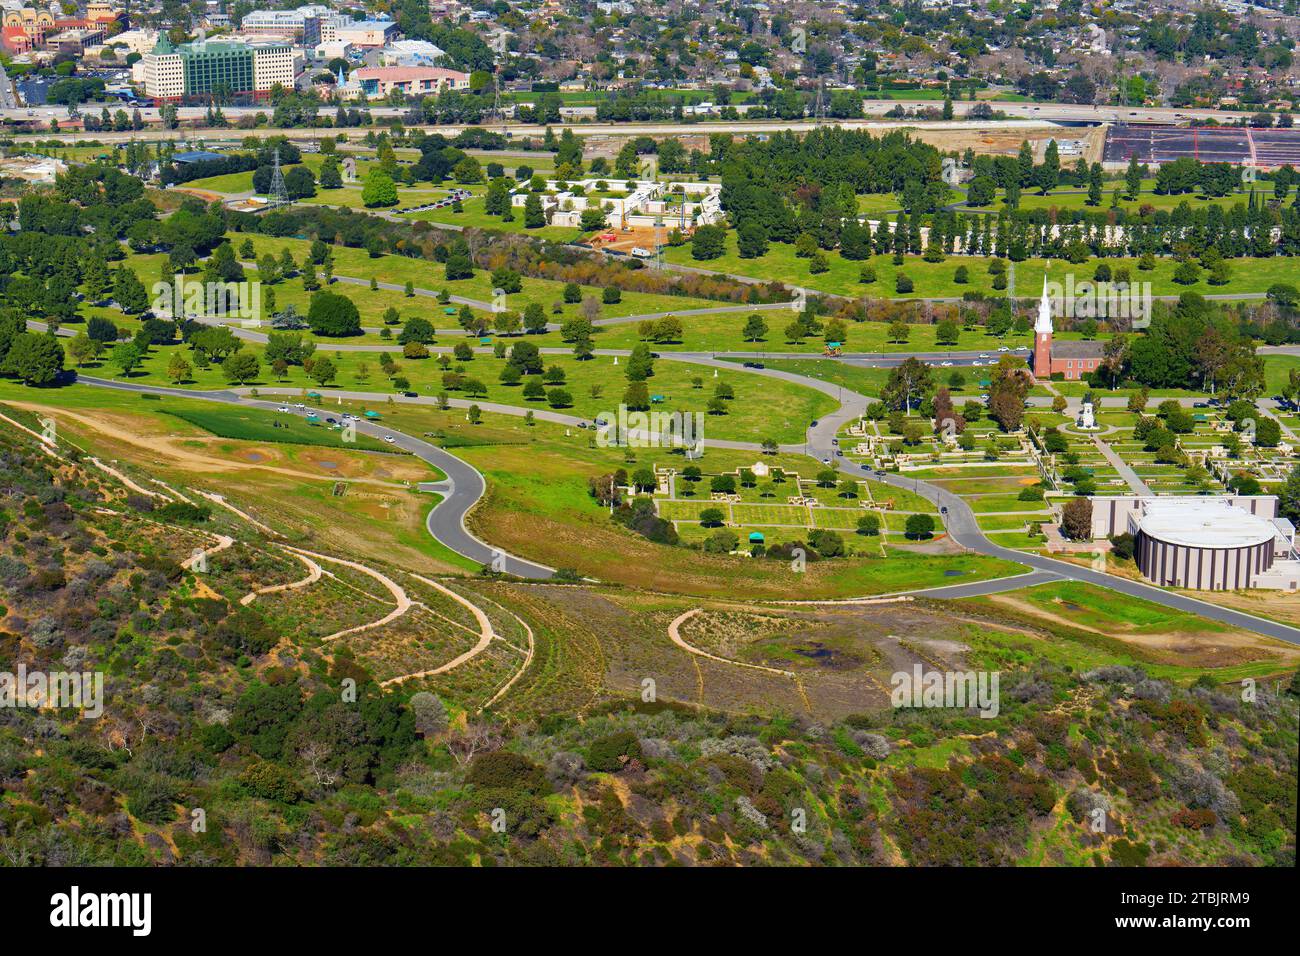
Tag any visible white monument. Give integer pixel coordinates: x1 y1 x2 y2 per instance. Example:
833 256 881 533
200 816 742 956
1077 400 1099 431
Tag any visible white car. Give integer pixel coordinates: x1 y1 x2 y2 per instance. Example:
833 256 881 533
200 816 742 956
384 435 396 444
940 361 953 367
979 353 990 359
997 347 1010 352
295 402 306 409
277 405 289 413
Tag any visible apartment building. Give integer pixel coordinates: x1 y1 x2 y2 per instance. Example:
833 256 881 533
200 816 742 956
137 35 296 102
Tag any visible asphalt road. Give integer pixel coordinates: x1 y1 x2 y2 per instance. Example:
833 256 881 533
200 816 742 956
71 375 554 579
61 368 1300 643
1 99 1254 140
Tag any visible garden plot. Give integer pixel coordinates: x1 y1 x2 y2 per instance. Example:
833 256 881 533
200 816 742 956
654 465 890 545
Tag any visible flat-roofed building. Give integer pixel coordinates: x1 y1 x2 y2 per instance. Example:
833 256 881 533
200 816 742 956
351 66 471 98
321 18 398 47
138 34 295 102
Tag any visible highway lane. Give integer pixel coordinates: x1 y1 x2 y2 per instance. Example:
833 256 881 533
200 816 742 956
0 99 1254 141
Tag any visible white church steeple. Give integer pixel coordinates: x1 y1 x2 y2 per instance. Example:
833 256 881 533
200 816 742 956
1034 275 1053 335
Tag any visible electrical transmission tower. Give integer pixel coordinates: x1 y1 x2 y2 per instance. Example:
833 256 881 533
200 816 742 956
268 148 289 206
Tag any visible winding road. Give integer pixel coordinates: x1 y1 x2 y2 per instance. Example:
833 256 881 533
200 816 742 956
70 375 554 579
60 355 1300 644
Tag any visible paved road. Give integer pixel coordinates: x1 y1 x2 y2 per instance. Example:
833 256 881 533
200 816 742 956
70 375 554 579
0 63 18 110
63 366 1300 643
778 372 1300 644
2 100 1255 144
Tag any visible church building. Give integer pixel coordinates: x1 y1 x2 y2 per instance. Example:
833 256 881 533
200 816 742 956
1030 277 1107 381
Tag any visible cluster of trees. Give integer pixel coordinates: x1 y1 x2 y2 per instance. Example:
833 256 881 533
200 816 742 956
160 140 302 186
1118 296 1263 396
718 128 947 258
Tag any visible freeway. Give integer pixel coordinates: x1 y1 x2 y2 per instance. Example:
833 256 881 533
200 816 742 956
0 98 1251 133
0 98 1252 147
0 63 19 111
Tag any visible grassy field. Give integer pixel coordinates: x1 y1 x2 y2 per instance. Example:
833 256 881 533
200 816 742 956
403 192 580 243
232 234 727 320
665 231 1288 301
0 382 468 572
965 185 1264 216
158 404 399 454
69 329 840 444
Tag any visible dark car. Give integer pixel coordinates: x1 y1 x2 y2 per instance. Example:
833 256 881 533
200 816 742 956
402 391 418 397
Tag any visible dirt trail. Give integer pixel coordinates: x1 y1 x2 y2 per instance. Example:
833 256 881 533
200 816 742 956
181 533 234 571
88 456 171 500
0 409 61 459
381 574 498 686
240 549 324 606
6 402 408 488
285 546 411 641
196 490 282 537
668 608 796 677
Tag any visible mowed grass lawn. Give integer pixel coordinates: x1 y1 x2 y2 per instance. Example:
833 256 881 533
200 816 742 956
424 413 1028 598
157 404 400 455
964 185 1264 216
233 235 727 320
665 231 1290 300
185 153 379 195
1264 354 1300 394
990 580 1233 636
404 193 580 243
80 337 838 444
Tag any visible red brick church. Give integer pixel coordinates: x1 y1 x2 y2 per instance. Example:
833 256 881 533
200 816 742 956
1031 277 1106 381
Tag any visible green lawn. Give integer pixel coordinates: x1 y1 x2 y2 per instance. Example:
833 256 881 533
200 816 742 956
964 186 1264 217
666 231 1287 301
403 193 579 243
233 235 726 322
157 404 399 454
78 339 839 445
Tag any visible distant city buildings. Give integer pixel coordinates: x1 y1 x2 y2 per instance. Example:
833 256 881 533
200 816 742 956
240 5 339 46
136 34 297 103
2 2 125 53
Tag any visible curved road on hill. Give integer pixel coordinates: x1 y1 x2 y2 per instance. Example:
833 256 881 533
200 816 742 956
62 361 1300 643
70 375 554 579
